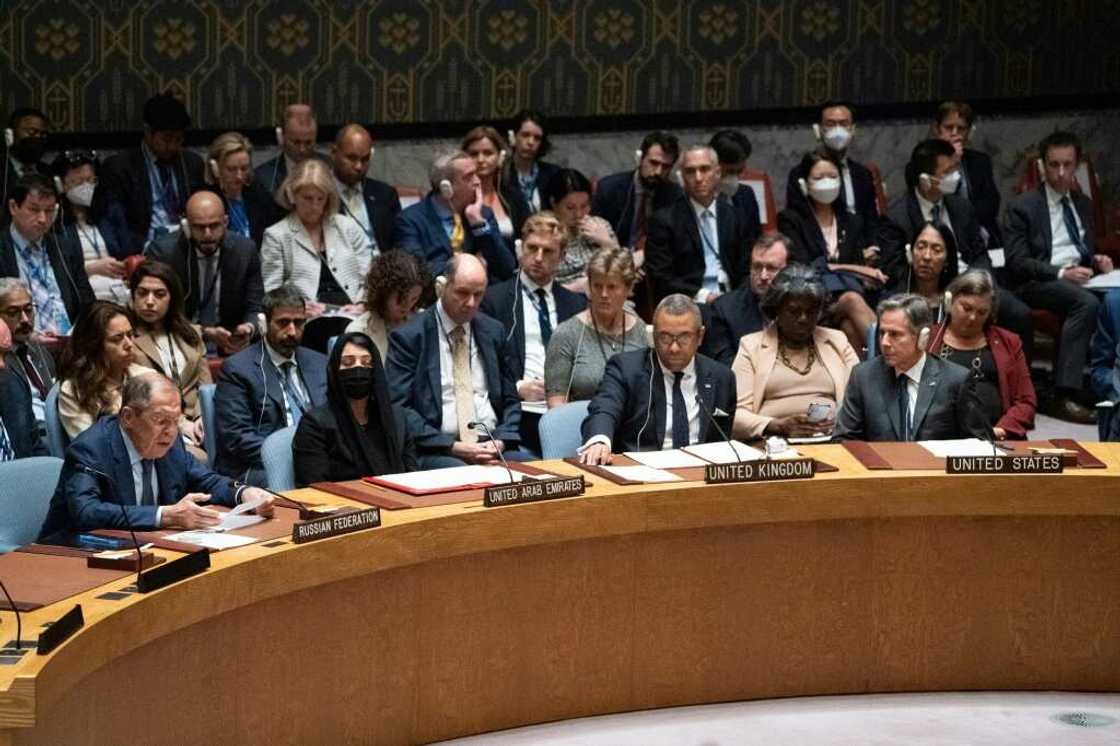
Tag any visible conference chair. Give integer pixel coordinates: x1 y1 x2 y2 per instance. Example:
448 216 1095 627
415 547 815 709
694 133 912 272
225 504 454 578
44 383 69 458
261 425 297 492
198 383 218 467
739 167 778 234
538 400 590 459
0 456 63 552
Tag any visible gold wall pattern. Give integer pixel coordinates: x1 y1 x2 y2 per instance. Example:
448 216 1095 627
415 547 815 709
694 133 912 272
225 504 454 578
0 0 1115 132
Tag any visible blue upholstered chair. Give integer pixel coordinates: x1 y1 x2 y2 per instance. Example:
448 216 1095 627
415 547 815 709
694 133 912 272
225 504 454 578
538 400 590 459
0 456 63 552
261 425 297 492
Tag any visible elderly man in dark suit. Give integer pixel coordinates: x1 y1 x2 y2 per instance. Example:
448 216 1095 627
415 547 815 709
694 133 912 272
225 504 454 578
393 151 516 283
386 253 525 469
146 190 262 355
92 93 205 255
0 318 46 459
0 279 56 429
214 285 328 485
1005 131 1111 424
0 174 95 337
591 130 683 250
645 144 758 305
480 213 586 455
38 373 274 538
878 138 1033 359
835 294 978 442
579 294 736 464
330 123 401 255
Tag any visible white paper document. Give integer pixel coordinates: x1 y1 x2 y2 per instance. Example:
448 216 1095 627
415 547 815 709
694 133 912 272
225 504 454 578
215 496 267 531
682 441 803 463
623 449 709 468
164 531 257 550
1085 270 1120 290
919 438 1007 458
372 465 531 492
599 465 683 482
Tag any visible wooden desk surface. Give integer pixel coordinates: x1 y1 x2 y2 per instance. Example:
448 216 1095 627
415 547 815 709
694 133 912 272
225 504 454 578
3 443 1119 745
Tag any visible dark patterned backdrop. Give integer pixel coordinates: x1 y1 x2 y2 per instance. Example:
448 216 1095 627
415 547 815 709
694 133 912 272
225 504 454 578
1 0 1117 132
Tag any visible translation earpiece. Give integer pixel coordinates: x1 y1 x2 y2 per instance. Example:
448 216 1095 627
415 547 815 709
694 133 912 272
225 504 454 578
498 149 507 168
514 238 523 256
917 326 931 350
904 243 913 265
943 290 953 309
507 129 516 146
369 146 376 162
257 312 268 337
919 173 932 189
180 217 190 236
438 179 454 200
3 129 13 148
53 176 64 194
634 149 642 166
274 126 284 147
812 123 821 142
1035 158 1045 180
209 159 221 180
798 178 808 197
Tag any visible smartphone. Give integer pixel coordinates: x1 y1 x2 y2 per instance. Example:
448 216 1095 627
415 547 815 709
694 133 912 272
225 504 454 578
806 402 833 423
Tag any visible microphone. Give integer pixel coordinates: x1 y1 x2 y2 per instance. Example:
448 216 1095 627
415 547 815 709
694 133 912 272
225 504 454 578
695 394 743 464
468 421 516 485
0 576 22 650
233 480 318 520
74 463 145 586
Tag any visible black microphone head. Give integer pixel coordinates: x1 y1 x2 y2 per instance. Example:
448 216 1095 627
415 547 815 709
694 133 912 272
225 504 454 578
467 421 479 429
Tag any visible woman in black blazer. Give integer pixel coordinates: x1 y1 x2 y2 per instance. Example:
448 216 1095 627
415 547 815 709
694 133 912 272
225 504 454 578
292 331 417 485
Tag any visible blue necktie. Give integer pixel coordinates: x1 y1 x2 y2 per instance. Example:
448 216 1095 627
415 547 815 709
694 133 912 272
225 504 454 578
0 420 14 462
1060 196 1088 261
534 288 552 347
280 361 307 425
930 202 942 227
671 372 689 449
141 459 156 506
897 374 911 442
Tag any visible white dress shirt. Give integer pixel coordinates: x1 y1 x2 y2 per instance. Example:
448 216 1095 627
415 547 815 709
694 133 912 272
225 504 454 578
915 189 965 274
517 272 557 415
1045 183 1085 274
196 246 221 322
265 341 308 427
335 177 379 254
660 358 701 449
690 198 726 301
435 301 498 437
896 353 927 430
840 159 857 215
121 424 163 524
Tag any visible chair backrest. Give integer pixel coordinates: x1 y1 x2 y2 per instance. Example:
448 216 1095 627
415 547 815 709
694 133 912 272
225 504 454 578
44 383 69 458
0 456 64 552
866 161 889 216
261 425 297 492
739 167 777 233
395 185 423 210
538 400 591 459
198 383 218 467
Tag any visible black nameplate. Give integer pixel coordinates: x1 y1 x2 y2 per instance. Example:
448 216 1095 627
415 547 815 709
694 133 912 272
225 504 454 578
37 604 84 655
292 507 381 544
946 454 1064 475
705 458 817 484
137 548 210 593
483 476 586 508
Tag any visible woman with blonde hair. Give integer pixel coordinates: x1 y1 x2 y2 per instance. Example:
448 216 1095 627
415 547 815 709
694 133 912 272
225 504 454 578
260 158 370 315
205 131 276 247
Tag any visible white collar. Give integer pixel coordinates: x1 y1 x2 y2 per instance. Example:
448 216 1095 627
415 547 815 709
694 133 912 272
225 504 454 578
660 356 697 381
120 423 144 467
519 271 553 295
897 352 927 384
335 176 361 197
1044 182 1071 207
914 188 942 214
690 197 718 218
436 299 467 336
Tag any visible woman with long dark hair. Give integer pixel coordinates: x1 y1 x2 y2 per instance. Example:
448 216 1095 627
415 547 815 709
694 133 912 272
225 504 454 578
461 125 531 249
129 259 211 459
57 300 150 439
292 331 417 485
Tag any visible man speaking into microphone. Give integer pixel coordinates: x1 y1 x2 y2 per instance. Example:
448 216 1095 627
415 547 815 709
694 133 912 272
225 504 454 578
39 373 273 540
579 294 736 465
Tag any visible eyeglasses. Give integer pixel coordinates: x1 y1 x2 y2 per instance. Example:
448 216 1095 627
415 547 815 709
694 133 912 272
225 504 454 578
654 331 697 347
0 304 34 320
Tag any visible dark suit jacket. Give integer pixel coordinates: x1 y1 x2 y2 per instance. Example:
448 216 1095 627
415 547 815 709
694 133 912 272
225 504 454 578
480 275 587 380
392 194 516 282
0 368 47 457
503 159 561 209
241 181 283 249
786 157 880 230
645 195 753 302
1005 186 1095 286
582 349 737 452
960 149 1002 246
38 415 239 537
3 339 56 402
338 177 402 252
253 152 332 201
778 204 868 267
92 147 205 256
834 355 975 442
591 170 683 248
146 231 263 330
292 402 418 486
700 286 765 366
213 342 328 483
0 228 96 325
731 184 763 242
878 191 987 291
385 307 521 450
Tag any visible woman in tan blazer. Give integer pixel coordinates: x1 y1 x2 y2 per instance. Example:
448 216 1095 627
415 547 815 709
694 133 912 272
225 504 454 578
260 159 371 313
129 260 212 460
732 265 860 440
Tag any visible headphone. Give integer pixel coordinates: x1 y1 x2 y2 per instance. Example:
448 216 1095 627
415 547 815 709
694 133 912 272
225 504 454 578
507 129 516 147
275 126 285 148
917 325 931 350
633 148 643 166
438 179 454 200
244 311 271 484
498 149 507 169
209 158 221 180
798 177 809 197
904 243 913 265
811 123 821 141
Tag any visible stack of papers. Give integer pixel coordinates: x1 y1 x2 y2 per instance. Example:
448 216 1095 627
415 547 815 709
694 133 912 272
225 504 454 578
369 465 545 494
919 439 1007 458
164 531 257 550
682 441 803 463
623 449 708 468
599 465 683 482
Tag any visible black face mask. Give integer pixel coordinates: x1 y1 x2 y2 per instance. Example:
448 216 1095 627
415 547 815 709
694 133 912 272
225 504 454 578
337 366 373 401
11 136 47 165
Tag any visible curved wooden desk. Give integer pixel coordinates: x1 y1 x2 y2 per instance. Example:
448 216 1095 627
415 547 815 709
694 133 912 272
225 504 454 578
3 444 1119 745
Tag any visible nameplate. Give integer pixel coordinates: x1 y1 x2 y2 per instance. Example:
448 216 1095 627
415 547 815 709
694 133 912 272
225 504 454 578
37 604 84 655
945 454 1064 475
483 476 586 507
292 507 381 544
705 458 816 484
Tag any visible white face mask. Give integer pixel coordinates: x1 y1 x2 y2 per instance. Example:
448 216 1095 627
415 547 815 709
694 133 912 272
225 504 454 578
718 175 740 197
821 126 852 151
809 177 841 204
937 170 962 195
66 182 95 208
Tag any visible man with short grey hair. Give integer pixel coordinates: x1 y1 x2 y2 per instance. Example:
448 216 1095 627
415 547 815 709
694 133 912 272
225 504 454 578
579 293 736 464
645 144 759 304
835 293 977 442
39 373 275 539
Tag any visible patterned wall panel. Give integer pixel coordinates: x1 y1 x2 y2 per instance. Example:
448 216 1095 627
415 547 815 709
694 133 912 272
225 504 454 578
0 0 1115 132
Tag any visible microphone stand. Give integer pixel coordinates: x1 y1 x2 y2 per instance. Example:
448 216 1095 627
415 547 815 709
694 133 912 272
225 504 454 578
468 421 516 485
0 577 22 650
75 463 146 586
694 393 743 465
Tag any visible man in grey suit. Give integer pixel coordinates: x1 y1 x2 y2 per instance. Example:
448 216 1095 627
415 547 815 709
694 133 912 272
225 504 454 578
835 294 977 442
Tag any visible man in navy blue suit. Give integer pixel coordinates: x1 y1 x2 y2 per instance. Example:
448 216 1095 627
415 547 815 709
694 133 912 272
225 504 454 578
38 374 274 539
480 212 586 455
578 294 737 464
392 151 516 283
0 319 46 459
387 253 526 469
591 130 683 250
214 285 328 485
